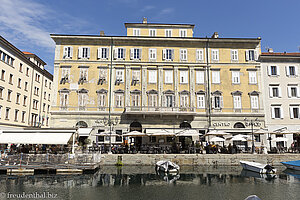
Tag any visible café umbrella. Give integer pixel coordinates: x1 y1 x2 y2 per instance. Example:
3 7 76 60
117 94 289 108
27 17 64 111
210 137 225 142
123 131 149 137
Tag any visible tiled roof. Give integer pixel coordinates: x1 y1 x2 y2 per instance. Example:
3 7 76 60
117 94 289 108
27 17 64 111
262 52 300 56
22 51 34 55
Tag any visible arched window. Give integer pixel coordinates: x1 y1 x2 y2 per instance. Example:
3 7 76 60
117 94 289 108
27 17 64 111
130 121 142 132
180 121 191 129
76 121 88 128
233 122 245 128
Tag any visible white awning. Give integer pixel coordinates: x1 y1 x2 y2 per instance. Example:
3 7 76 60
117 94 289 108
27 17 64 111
146 129 175 136
176 129 199 136
77 128 93 136
0 132 74 144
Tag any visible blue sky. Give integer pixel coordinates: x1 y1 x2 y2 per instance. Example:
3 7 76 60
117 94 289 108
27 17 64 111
0 0 299 74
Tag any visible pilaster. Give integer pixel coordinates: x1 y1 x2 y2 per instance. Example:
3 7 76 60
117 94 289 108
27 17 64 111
125 65 131 107
141 65 147 106
158 66 163 107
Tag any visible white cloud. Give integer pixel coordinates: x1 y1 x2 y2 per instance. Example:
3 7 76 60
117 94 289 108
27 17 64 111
141 5 155 12
0 0 55 50
159 8 175 15
0 0 90 52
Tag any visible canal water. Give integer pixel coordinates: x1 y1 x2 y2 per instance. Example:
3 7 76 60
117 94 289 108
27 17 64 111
0 166 299 200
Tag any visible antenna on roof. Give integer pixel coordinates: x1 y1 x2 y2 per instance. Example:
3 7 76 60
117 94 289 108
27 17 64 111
298 46 300 52
265 46 269 51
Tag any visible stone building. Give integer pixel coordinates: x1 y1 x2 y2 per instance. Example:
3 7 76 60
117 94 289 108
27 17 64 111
260 50 300 149
50 19 265 147
0 36 53 129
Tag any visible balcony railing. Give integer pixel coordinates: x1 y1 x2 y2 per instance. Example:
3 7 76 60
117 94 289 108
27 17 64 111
125 106 196 113
51 106 264 114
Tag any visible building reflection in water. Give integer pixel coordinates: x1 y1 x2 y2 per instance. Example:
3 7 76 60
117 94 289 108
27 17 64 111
0 166 299 188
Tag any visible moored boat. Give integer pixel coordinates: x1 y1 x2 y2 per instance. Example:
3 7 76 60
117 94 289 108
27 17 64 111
240 160 276 174
281 160 300 171
156 160 180 174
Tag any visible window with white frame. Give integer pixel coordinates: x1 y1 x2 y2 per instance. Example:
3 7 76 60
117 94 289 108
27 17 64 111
79 68 88 83
133 28 140 36
60 68 70 84
179 70 188 84
63 46 73 59
231 50 238 61
130 48 142 60
21 111 25 122
286 66 297 76
197 95 205 108
231 70 240 84
246 50 258 61
271 106 283 119
115 93 123 107
98 47 109 59
131 93 140 107
165 70 173 84
78 47 90 59
59 92 68 108
98 68 107 82
132 70 140 82
269 85 281 98
290 106 300 119
248 71 257 84
180 95 189 107
163 49 174 60
196 70 205 84
180 49 187 61
5 107 10 119
149 48 157 60
288 86 299 98
233 95 242 109
0 87 3 99
268 66 279 76
148 70 157 83
211 70 220 84
165 29 172 37
165 94 174 107
148 94 157 107
196 49 204 61
98 93 106 108
149 29 156 37
115 69 124 82
212 95 223 109
250 95 259 109
211 49 219 61
179 29 187 37
78 92 88 110
14 109 18 121
114 48 126 59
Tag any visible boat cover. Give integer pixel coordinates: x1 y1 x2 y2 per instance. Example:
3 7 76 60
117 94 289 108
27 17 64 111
281 160 300 166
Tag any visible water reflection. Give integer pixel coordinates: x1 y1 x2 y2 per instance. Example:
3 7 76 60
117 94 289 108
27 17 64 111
0 166 300 200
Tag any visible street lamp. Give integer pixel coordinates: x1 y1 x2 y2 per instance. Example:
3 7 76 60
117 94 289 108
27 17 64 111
244 118 258 154
102 116 119 154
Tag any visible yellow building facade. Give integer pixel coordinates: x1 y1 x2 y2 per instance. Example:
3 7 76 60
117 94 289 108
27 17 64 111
50 19 265 146
0 36 53 129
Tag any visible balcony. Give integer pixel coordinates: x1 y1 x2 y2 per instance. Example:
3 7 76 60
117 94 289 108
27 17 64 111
124 106 197 116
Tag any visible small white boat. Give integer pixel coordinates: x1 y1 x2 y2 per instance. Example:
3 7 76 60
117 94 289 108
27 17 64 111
156 160 180 174
240 160 276 174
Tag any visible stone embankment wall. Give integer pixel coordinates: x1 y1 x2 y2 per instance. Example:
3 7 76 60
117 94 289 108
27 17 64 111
100 154 300 166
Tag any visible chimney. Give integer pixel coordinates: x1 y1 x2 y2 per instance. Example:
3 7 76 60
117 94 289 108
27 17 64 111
143 17 147 24
268 48 273 53
212 32 219 38
100 31 105 36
